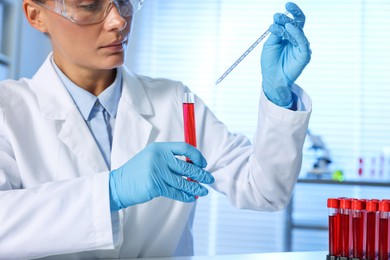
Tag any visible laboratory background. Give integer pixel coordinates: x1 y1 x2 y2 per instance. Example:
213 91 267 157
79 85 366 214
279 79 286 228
1 0 390 256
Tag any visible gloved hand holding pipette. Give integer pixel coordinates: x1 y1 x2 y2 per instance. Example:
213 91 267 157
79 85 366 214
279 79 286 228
109 142 214 211
261 2 311 108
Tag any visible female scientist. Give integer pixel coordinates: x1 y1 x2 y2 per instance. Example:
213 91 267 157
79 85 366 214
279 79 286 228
0 0 312 259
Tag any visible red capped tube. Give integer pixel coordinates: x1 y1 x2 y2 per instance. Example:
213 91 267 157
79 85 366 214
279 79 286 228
183 92 197 150
366 199 379 260
182 92 198 198
328 198 341 257
340 198 352 258
351 199 366 259
378 200 390 260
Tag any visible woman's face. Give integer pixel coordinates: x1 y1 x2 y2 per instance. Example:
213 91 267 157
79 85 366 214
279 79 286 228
29 0 133 74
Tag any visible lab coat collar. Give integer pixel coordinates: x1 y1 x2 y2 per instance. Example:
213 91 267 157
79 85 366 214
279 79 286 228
31 54 76 120
120 66 153 117
31 54 153 120
51 58 122 121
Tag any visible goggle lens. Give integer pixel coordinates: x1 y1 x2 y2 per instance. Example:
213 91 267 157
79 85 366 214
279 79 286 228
33 0 142 25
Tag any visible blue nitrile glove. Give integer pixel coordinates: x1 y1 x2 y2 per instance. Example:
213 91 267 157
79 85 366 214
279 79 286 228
109 142 215 211
261 2 311 108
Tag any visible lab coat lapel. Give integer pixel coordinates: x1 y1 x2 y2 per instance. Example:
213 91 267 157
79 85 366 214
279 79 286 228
110 68 154 169
31 54 108 173
58 109 108 172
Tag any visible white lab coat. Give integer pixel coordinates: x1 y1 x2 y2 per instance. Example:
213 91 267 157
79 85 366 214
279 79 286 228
0 54 311 259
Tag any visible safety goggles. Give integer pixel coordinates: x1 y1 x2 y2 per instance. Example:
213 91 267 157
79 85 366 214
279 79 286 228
32 0 144 25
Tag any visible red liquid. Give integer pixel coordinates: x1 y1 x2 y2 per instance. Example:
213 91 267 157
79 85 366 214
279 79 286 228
183 103 197 149
379 218 389 260
341 213 351 257
353 215 364 259
366 212 377 260
183 102 198 198
329 214 340 256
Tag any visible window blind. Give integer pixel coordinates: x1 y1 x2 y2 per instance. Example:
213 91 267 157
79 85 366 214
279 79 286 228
0 0 24 79
126 0 390 254
0 2 4 54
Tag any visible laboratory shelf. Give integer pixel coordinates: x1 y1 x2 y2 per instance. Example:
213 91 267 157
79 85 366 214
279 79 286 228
297 178 390 187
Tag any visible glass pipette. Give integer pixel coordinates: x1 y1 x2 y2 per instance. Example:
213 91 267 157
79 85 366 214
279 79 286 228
215 11 289 85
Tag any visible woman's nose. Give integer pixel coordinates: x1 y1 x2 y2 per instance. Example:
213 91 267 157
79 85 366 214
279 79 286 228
104 2 128 31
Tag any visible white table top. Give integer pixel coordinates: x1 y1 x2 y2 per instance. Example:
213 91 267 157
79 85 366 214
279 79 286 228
139 251 328 260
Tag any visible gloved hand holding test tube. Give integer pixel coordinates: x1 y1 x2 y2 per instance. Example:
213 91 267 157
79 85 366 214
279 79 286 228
107 91 211 209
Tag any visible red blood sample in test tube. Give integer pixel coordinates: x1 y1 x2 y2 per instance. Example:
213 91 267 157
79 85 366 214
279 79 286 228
328 198 341 257
378 200 390 260
351 199 366 259
183 92 197 151
340 198 352 258
182 92 198 198
366 199 379 260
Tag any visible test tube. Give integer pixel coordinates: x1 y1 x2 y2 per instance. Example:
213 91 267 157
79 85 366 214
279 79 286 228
378 200 390 260
366 199 379 260
182 92 198 196
183 92 197 155
340 198 352 259
327 198 341 259
351 199 366 260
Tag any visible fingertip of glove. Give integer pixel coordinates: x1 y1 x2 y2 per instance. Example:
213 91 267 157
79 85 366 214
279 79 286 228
285 23 303 37
285 2 300 13
269 24 284 36
200 187 209 196
201 158 208 168
285 23 296 30
273 13 283 21
204 172 215 184
184 195 197 202
285 2 295 8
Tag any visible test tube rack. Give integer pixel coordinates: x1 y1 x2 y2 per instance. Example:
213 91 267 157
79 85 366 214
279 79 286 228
327 198 390 260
